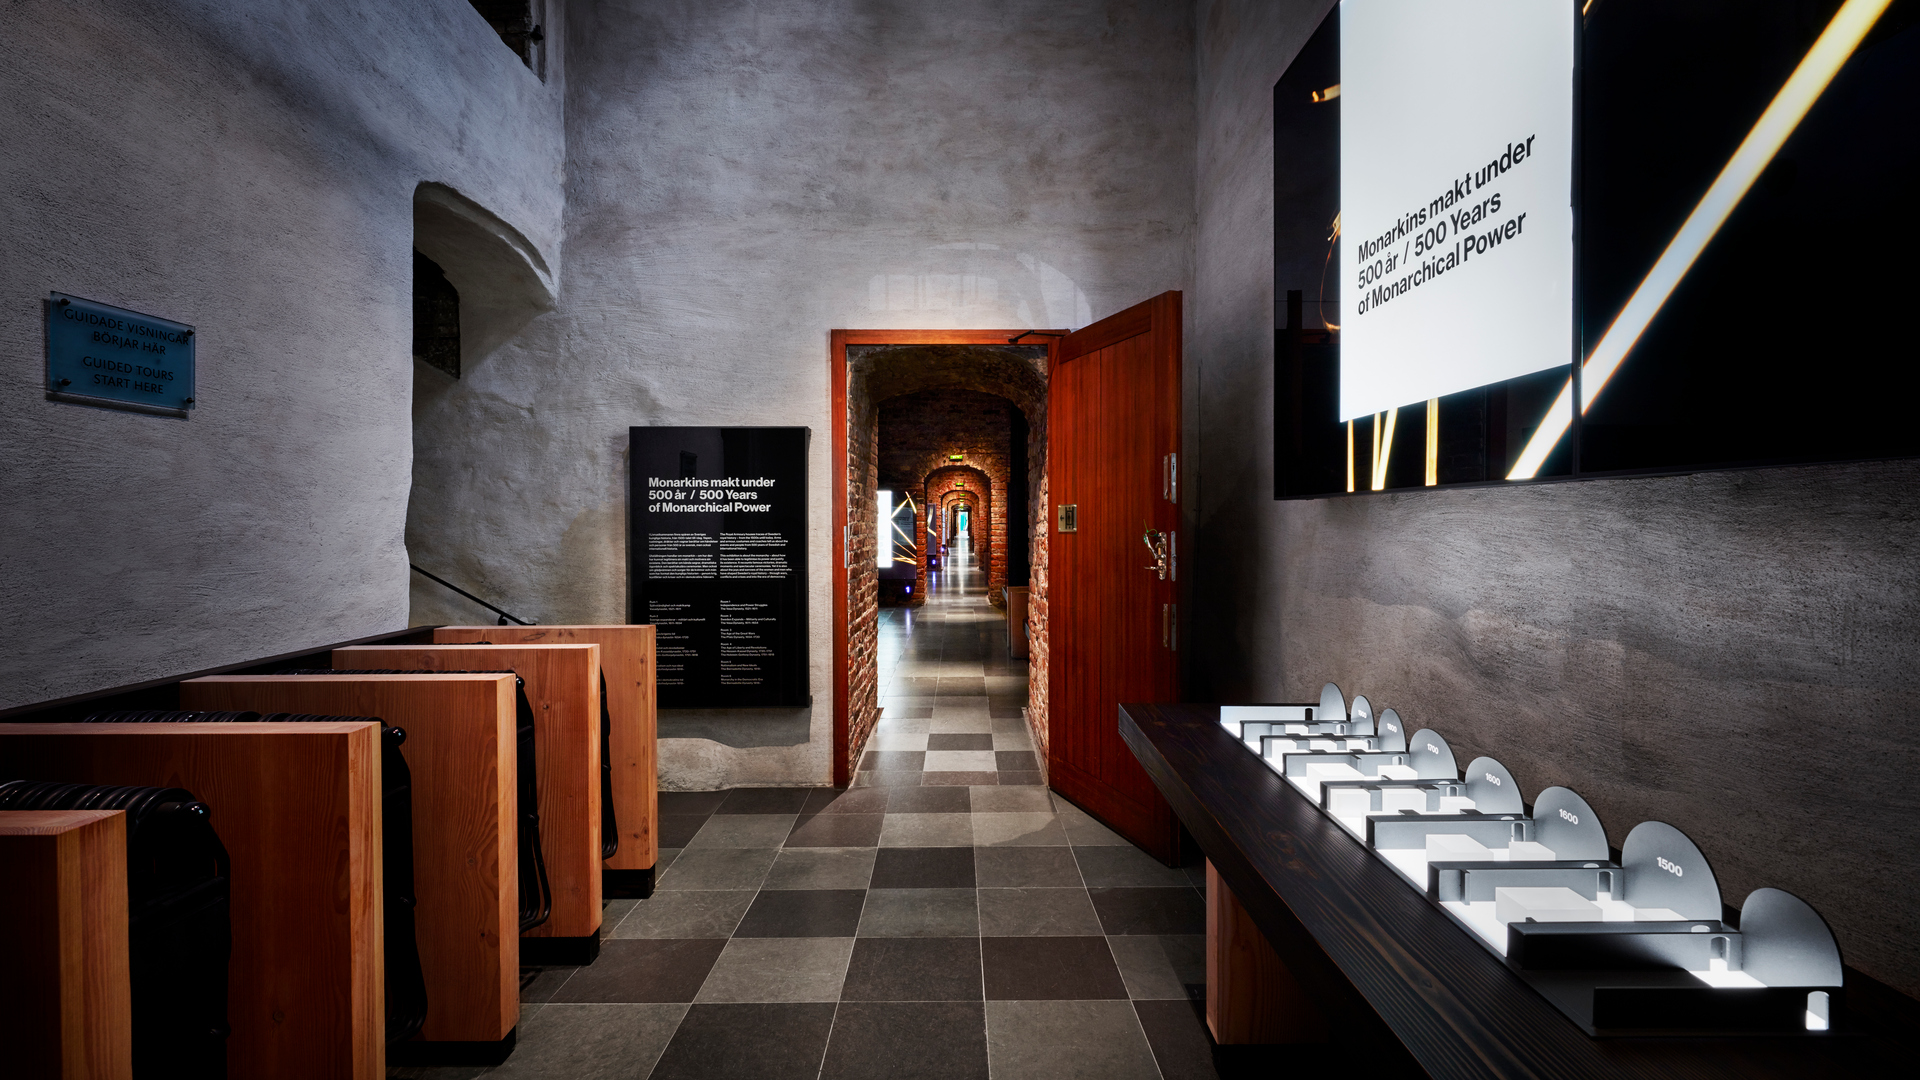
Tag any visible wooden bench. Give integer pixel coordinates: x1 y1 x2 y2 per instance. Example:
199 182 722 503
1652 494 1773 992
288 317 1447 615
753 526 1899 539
0 722 383 1080
334 644 603 964
181 674 520 1060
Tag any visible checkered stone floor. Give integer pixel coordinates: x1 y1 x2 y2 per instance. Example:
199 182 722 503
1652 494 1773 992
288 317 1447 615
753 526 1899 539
394 539 1219 1079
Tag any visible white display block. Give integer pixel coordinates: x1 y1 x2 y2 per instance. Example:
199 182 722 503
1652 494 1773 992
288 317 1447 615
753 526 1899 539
1380 788 1428 813
1494 886 1599 926
1438 795 1476 814
1504 841 1558 862
1426 833 1492 861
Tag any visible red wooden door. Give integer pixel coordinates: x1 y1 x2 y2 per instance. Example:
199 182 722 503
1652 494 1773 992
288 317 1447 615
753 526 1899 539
1047 291 1183 863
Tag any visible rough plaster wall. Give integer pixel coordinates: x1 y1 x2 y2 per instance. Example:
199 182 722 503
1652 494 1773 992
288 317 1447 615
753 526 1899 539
1 0 565 709
408 0 1195 789
1192 0 1920 998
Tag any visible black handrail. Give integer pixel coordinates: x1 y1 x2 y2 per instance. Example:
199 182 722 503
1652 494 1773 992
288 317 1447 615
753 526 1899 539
409 564 535 626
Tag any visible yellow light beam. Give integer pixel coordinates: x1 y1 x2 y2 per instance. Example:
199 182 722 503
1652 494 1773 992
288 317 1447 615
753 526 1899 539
1371 407 1399 491
1346 419 1355 493
1506 0 1891 481
1424 397 1440 486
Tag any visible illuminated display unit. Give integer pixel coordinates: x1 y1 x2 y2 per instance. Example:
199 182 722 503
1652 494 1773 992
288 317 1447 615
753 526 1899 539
1275 0 1920 497
1217 684 1847 1036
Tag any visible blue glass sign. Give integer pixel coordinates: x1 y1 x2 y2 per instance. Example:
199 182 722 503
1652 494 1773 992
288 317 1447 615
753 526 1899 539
45 292 195 417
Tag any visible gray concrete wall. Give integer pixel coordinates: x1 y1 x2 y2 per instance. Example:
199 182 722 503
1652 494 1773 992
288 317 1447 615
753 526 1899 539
407 0 1196 788
1192 0 1920 999
0 0 567 708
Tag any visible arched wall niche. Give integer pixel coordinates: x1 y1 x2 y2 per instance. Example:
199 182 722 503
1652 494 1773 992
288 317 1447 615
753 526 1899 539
411 181 556 377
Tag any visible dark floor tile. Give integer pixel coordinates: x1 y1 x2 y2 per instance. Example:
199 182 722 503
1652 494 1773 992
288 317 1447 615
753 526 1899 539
1089 887 1206 935
485 1001 684 1080
840 938 983 1002
1133 1000 1222 1080
936 677 987 696
871 847 976 888
733 889 867 937
987 696 1027 709
997 771 1044 787
975 847 1083 887
649 1002 837 1080
860 750 927 772
821 1001 989 1079
659 791 728 815
886 786 971 813
927 733 995 752
923 770 998 786
1074 845 1197 888
800 787 890 816
548 938 726 1003
995 750 1039 771
981 936 1128 1000
717 787 813 814
519 964 576 1002
989 706 1029 719
785 812 884 847
657 814 711 849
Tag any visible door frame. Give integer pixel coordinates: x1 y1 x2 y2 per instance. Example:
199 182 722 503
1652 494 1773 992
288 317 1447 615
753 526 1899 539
828 329 1057 787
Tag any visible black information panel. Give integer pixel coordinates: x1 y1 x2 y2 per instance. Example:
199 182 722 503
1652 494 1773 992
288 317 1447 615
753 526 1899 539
629 427 809 708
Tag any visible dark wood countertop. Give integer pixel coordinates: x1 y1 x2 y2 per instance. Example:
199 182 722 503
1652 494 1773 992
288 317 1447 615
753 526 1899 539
1119 701 1897 1080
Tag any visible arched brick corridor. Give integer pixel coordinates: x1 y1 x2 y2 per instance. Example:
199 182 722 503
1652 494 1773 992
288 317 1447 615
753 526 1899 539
840 341 1052 784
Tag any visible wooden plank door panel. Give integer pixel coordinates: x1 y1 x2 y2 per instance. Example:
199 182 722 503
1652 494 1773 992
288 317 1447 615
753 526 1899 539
1048 291 1183 862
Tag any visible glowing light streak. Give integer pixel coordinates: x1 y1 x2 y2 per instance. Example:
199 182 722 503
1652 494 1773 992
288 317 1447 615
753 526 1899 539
1506 0 1890 480
1424 397 1440 486
1346 419 1356 492
1371 407 1399 491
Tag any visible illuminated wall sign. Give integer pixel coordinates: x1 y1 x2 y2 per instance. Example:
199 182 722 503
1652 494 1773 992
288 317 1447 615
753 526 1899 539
45 292 196 417
1338 0 1573 421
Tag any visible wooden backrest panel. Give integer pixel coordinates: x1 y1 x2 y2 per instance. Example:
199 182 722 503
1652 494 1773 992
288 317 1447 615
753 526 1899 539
0 722 383 1080
333 645 602 938
183 674 519 1042
0 809 132 1080
433 626 657 872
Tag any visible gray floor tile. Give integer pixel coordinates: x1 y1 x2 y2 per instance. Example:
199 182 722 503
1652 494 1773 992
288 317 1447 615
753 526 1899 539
984 999 1161 1080
990 730 1035 751
968 786 1052 813
650 1003 837 1080
856 888 979 937
487 1002 685 1080
656 847 779 891
762 847 877 889
925 749 999 772
694 937 855 1002
976 887 1104 936
972 812 1068 847
879 812 974 847
868 732 930 750
1073 845 1196 887
1107 934 1206 1000
820 1001 990 1080
975 847 1084 887
928 716 992 733
609 890 755 939
683 814 797 849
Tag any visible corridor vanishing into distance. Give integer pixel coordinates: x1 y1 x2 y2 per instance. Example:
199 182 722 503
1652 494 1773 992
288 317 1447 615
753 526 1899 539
401 537 1220 1079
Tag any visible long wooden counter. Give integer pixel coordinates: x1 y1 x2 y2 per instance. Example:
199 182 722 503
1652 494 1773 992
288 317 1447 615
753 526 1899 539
1117 703 1902 1080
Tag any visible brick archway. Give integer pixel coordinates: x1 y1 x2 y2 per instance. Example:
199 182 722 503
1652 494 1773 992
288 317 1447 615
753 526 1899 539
924 464 992 598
